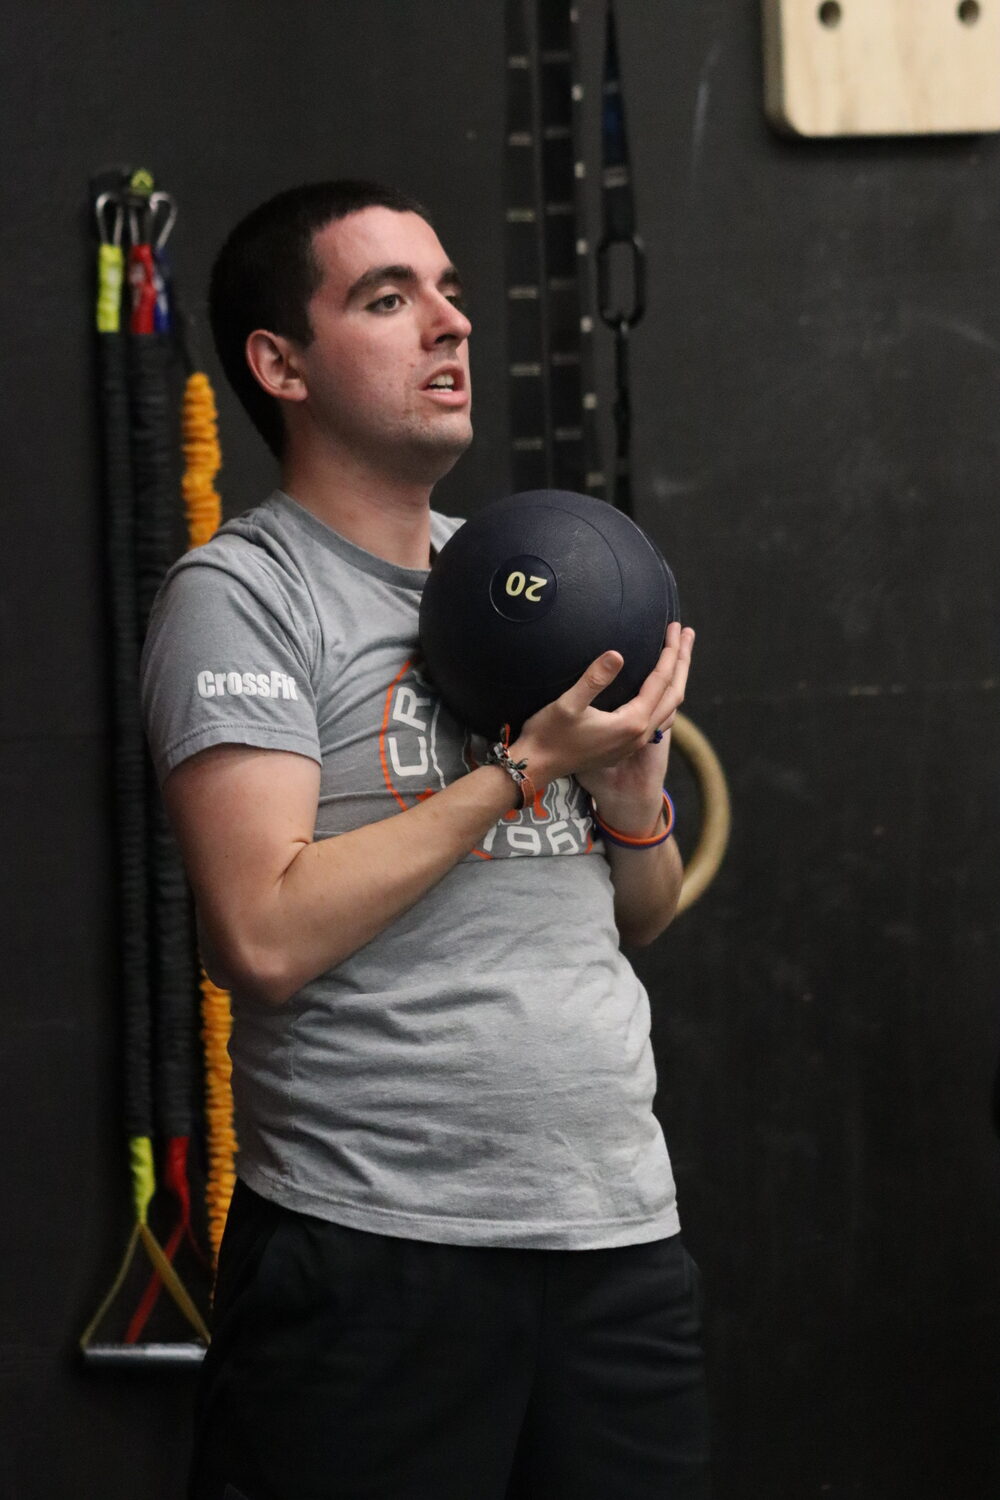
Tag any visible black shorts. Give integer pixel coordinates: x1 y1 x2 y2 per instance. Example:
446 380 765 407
190 1179 710 1500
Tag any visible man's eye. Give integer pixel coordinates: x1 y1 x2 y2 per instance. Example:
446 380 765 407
447 294 467 312
371 293 402 312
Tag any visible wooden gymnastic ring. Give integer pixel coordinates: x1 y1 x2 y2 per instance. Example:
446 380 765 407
670 712 731 914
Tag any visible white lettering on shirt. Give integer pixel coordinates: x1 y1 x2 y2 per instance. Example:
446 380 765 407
388 735 430 777
545 820 580 855
506 826 543 857
196 668 300 701
392 686 432 730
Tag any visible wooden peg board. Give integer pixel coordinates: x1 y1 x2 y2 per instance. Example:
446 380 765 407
763 0 1000 137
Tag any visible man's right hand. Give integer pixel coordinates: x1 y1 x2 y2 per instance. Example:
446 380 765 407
509 620 695 790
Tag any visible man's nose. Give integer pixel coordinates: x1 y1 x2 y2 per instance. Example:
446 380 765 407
425 292 472 345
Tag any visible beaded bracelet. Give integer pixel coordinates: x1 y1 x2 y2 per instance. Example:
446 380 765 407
591 790 675 849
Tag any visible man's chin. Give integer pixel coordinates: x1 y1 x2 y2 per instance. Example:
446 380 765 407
409 421 474 484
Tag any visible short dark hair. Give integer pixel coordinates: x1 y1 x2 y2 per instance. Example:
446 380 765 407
208 180 433 458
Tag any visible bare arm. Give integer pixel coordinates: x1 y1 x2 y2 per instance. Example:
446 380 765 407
162 642 682 1006
572 622 696 946
164 747 522 1006
596 795 685 946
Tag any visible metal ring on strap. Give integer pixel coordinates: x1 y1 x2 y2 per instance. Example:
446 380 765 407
671 713 732 914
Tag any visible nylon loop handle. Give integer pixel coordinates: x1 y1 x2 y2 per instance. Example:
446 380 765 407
137 1223 210 1343
129 1135 157 1223
97 244 124 333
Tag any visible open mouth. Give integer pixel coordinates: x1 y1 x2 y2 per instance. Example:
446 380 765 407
422 367 467 403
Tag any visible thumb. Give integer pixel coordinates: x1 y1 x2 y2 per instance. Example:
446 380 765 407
562 651 624 712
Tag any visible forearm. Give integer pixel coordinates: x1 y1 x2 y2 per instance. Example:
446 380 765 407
586 782 684 946
211 764 520 1005
179 628 695 1003
602 832 684 946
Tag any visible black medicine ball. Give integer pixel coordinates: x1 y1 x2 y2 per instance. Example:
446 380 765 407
418 489 680 738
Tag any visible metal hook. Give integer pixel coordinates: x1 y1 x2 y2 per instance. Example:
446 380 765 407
149 192 178 252
94 191 124 247
128 201 146 247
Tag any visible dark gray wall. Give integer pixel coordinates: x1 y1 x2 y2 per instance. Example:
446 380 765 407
597 4 1000 1496
1 5 508 1497
2 2 999 1497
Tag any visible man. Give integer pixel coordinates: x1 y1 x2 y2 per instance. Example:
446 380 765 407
141 180 706 1500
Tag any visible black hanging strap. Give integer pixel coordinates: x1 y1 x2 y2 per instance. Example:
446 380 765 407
503 0 602 495
567 4 605 497
597 0 645 517
127 329 199 1142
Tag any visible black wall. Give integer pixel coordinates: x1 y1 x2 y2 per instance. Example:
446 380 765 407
2 3 999 1496
605 6 1000 1495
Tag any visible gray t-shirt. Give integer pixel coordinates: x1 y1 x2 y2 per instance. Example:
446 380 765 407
141 489 680 1249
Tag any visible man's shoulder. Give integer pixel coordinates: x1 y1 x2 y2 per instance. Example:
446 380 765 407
167 493 308 591
147 495 327 661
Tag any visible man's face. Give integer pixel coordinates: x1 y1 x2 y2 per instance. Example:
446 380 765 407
292 206 473 483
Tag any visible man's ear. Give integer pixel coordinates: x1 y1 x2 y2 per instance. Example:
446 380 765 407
245 329 308 404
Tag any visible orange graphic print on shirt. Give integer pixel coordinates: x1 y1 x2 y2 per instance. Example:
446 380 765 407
378 660 594 862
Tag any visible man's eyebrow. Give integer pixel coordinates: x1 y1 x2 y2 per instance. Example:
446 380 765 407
345 263 465 305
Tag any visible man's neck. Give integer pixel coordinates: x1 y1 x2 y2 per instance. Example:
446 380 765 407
280 448 435 570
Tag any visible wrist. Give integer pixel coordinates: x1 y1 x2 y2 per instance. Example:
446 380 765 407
485 727 539 810
482 761 526 812
504 735 553 798
589 794 665 841
591 791 675 848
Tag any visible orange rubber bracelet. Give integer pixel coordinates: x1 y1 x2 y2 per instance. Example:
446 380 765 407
592 790 675 848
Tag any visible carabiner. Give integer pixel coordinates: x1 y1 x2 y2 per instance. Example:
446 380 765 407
149 192 178 252
94 191 124 248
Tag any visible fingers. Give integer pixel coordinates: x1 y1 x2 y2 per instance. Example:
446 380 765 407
633 623 695 728
648 624 694 730
560 626 694 729
560 650 624 713
513 625 693 785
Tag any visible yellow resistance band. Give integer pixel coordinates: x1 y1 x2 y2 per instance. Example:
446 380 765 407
182 370 237 1266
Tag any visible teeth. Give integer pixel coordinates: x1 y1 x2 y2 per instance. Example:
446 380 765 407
428 375 455 389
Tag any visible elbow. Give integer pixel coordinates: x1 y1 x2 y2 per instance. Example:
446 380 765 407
211 932 299 1007
239 948 300 1007
616 900 680 949
243 970 299 1009
619 920 668 949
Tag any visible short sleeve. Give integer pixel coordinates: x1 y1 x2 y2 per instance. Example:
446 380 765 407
140 549 322 785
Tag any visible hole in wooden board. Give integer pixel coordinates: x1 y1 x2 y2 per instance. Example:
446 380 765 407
818 1 842 26
958 0 981 23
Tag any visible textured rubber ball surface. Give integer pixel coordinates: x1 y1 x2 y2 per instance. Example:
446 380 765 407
419 489 679 738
